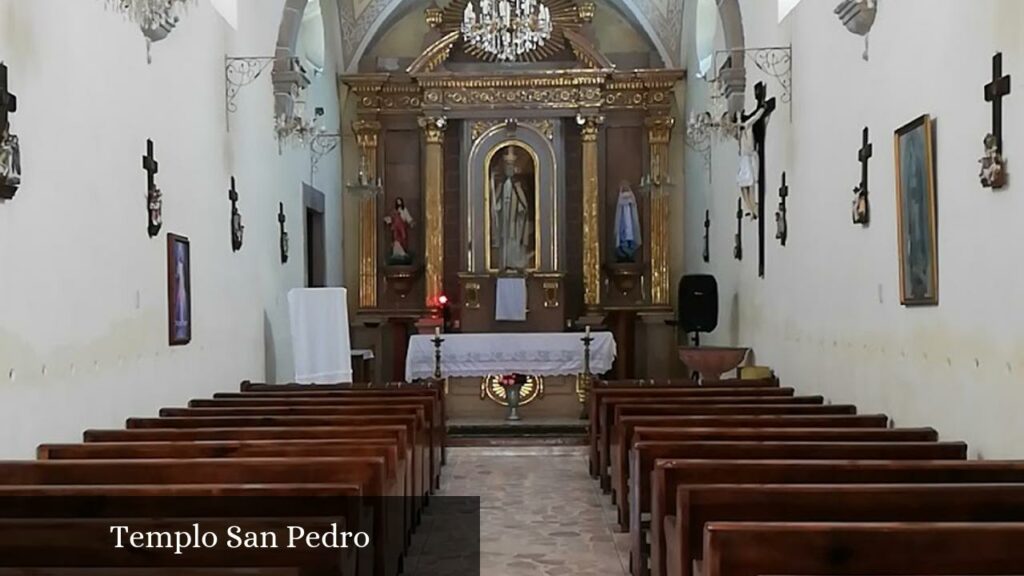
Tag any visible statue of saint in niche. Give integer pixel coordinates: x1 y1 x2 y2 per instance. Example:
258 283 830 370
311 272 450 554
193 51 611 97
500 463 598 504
489 145 536 271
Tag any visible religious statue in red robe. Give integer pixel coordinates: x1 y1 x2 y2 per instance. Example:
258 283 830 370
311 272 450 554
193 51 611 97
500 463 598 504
384 196 414 264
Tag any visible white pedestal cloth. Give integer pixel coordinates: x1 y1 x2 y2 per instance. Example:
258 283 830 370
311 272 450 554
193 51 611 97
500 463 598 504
495 277 528 321
405 332 616 381
288 287 353 384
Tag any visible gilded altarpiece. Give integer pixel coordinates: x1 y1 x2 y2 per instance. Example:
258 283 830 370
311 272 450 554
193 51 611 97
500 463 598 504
341 9 683 381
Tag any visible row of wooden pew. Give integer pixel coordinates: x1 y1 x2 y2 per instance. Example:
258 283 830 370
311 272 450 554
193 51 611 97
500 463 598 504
0 381 448 576
588 377 1024 576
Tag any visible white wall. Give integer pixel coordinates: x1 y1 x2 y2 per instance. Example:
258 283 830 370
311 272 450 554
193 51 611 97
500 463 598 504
0 0 344 458
684 0 1024 458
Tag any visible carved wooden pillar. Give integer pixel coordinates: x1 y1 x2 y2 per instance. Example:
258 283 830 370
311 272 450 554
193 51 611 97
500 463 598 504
419 115 448 308
354 119 382 309
646 115 675 306
580 114 604 308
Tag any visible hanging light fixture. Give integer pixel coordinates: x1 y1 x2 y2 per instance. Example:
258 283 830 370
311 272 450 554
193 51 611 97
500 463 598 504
461 0 554 62
102 0 196 61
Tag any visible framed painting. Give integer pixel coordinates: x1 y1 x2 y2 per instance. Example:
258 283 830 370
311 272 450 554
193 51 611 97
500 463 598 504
894 115 939 306
166 233 192 345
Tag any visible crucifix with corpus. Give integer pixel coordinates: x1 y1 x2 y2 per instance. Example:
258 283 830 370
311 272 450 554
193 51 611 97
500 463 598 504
0 62 21 200
737 81 776 277
142 139 162 237
980 52 1011 189
278 202 289 264
703 210 711 263
229 177 244 252
852 127 872 225
776 172 789 245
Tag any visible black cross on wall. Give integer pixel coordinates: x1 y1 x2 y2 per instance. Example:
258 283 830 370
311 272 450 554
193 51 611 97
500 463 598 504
733 197 743 261
859 127 873 194
142 139 161 237
0 62 17 136
742 81 776 278
143 139 159 191
777 172 789 246
985 52 1012 153
278 202 289 264
703 210 711 263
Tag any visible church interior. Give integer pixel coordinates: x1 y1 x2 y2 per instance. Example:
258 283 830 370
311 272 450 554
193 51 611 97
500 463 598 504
3 0 1024 574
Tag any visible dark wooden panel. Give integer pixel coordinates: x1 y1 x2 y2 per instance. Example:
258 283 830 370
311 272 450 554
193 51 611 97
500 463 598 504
443 122 462 320
564 120 583 320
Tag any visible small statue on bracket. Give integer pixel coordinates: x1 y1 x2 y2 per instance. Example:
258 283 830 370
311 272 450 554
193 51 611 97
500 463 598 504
979 133 1007 189
0 126 20 199
384 196 415 265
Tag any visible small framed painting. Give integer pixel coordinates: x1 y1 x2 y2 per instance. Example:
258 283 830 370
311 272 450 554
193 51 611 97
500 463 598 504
894 115 939 306
166 233 192 345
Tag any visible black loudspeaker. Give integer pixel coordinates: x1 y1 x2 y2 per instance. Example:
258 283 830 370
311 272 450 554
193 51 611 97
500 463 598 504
678 274 719 334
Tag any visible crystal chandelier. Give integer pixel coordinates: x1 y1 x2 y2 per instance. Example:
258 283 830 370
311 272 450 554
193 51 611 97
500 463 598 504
461 0 554 62
103 0 195 40
275 106 324 150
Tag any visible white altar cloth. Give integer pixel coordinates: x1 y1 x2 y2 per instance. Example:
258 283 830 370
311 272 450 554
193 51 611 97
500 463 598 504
405 332 616 381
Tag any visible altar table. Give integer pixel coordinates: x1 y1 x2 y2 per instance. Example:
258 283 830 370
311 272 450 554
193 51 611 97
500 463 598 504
405 332 616 381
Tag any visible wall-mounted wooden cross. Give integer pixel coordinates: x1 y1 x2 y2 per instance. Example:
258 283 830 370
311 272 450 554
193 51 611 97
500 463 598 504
278 202 289 264
742 81 776 277
0 62 17 137
776 172 789 246
142 139 162 237
985 52 1012 153
229 176 243 252
733 197 743 261
0 62 19 200
703 210 711 263
852 127 872 225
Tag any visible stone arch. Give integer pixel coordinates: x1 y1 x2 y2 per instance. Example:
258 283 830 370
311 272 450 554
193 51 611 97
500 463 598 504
344 0 676 73
715 0 747 110
273 0 313 120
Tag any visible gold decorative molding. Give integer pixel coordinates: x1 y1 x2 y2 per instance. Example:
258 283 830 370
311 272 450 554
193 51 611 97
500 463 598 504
464 282 481 309
424 5 444 29
353 119 382 309
343 69 682 115
580 114 604 308
419 115 448 308
646 115 674 305
543 281 561 309
564 29 615 70
406 31 460 74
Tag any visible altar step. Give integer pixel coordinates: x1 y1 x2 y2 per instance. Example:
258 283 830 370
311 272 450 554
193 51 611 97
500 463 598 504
447 420 587 447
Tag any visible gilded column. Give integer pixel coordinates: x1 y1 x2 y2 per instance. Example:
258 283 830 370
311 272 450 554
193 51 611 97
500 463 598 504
354 119 382 309
580 115 604 308
646 115 675 306
419 115 448 309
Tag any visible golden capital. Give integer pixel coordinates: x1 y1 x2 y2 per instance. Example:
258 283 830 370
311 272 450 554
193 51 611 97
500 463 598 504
352 119 381 149
645 116 675 145
578 114 604 142
419 115 448 144
578 2 596 23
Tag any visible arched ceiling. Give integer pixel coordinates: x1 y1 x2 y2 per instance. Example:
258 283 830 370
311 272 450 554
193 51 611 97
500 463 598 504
334 0 686 72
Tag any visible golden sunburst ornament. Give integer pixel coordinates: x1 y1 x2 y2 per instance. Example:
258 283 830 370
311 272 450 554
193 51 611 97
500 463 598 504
480 374 544 406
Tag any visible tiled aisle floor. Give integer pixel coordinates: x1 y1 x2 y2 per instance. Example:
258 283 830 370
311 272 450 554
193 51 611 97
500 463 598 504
424 446 631 576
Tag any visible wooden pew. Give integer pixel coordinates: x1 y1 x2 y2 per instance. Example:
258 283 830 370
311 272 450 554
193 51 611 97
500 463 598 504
215 388 447 470
702 522 1024 576
602 404 862 493
625 441 969 569
155 406 435 495
608 413 890 498
589 386 795 476
37 441 411 551
82 425 420 518
649 459 1024 576
235 379 444 463
122 415 428 505
667 483 1024 576
0 460 392 576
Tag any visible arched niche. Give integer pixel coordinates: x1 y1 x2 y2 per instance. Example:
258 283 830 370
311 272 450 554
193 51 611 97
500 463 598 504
463 123 564 274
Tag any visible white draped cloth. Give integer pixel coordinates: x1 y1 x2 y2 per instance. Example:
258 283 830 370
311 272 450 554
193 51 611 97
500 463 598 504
288 288 353 384
405 332 616 381
495 277 528 322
